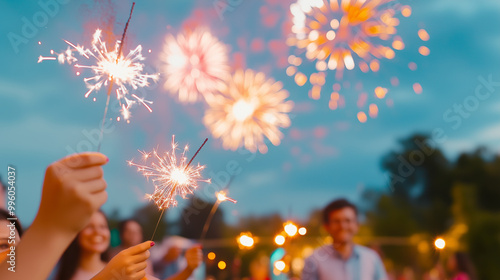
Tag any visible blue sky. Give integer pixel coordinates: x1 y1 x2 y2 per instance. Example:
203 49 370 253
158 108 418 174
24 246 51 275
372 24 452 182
1 0 500 226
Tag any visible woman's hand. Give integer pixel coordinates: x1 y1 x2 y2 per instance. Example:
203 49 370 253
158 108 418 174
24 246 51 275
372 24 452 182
36 152 108 234
93 241 155 280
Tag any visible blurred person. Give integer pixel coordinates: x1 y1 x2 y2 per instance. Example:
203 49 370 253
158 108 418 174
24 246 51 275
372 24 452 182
446 252 477 280
150 235 205 280
0 152 109 280
56 210 154 280
56 210 202 280
0 208 23 262
302 198 388 280
249 254 270 280
109 219 155 275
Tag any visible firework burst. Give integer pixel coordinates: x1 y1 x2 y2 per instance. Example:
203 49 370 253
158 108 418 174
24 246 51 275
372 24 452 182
288 0 406 80
38 29 159 120
128 136 211 209
161 28 230 103
204 69 294 153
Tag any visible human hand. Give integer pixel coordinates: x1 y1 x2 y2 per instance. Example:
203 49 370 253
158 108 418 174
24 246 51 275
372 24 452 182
35 152 108 235
162 246 181 263
94 241 154 280
184 245 202 271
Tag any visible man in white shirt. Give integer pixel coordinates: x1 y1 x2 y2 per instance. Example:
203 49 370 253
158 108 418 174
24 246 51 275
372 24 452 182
302 199 387 280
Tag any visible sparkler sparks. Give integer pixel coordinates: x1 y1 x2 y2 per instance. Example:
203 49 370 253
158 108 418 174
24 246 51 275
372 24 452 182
161 28 230 103
288 0 404 80
204 69 294 153
128 136 211 209
38 28 159 120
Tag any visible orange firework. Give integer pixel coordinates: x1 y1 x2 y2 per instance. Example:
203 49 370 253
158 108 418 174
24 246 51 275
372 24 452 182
161 28 230 103
204 69 294 153
128 136 211 209
288 0 406 80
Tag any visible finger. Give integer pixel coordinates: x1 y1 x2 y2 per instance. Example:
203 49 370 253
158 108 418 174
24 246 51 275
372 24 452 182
130 271 146 280
130 250 150 264
80 178 107 193
128 262 148 275
90 190 108 210
126 241 154 256
73 166 104 182
62 152 108 169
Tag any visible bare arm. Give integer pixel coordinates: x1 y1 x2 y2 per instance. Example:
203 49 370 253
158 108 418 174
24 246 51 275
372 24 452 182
0 153 108 279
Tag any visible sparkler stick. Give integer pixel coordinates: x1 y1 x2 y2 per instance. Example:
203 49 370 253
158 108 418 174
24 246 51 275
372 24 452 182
199 178 237 243
97 2 135 152
149 138 209 241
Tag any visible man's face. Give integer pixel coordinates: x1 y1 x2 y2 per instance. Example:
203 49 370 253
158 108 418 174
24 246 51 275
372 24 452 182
323 207 359 244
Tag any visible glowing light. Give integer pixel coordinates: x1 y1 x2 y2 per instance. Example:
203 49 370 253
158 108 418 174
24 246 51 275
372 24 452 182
357 112 368 123
418 29 430 41
38 41 42 45
434 238 445 250
216 191 237 203
38 29 159 120
275 234 286 246
128 136 211 209
375 87 388 99
298 227 307 235
289 0 405 79
274 260 286 271
218 261 227 270
419 46 430 56
204 69 293 153
161 28 230 103
284 222 298 237
208 252 216 260
413 83 423 94
237 232 255 248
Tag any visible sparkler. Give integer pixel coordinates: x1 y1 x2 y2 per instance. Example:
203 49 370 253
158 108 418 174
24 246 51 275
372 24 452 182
161 28 230 103
128 136 210 210
200 187 237 243
288 0 404 80
38 3 159 150
204 69 294 153
128 137 210 240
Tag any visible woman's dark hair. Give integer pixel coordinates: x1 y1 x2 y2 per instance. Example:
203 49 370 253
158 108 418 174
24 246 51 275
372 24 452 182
0 208 23 237
56 210 110 280
454 252 477 280
322 198 358 224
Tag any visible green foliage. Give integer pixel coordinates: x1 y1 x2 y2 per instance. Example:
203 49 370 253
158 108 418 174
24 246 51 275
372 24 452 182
367 134 500 279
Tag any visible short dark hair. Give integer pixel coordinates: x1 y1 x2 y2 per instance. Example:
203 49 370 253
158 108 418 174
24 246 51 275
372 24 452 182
323 198 358 224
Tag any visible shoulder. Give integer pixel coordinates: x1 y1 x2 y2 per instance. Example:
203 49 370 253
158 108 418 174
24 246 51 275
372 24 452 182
354 245 383 262
304 245 334 264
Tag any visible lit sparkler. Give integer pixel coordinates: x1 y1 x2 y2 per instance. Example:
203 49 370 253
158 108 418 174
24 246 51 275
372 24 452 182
38 28 159 120
161 28 230 103
200 189 237 242
204 69 294 153
128 136 211 209
288 0 404 80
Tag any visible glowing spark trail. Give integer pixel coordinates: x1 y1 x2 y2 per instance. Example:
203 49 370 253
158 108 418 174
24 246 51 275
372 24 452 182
288 0 404 79
128 136 211 210
38 3 158 122
161 28 230 103
204 69 294 153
